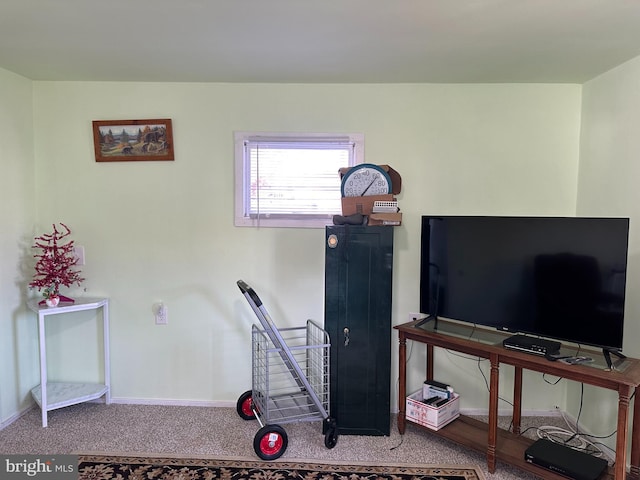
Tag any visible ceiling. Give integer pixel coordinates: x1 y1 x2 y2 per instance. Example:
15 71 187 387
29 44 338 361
2 0 640 84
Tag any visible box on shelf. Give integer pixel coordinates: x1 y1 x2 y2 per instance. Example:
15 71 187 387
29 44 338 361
341 195 394 217
406 390 460 431
339 165 402 216
368 212 402 226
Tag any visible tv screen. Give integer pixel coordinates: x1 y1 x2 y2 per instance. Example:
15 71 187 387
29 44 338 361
420 216 630 352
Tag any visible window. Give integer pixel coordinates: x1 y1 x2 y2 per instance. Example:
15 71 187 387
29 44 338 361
234 132 364 228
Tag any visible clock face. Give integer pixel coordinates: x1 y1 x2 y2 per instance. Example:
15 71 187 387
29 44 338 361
341 164 392 197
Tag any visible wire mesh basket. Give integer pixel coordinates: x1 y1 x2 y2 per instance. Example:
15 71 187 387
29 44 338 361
251 320 330 425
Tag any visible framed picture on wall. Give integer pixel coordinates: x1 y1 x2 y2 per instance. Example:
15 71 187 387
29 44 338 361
92 119 174 162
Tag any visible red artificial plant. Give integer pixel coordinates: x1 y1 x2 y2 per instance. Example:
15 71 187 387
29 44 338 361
29 223 84 303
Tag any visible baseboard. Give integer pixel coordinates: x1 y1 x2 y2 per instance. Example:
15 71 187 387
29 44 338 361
391 406 562 417
460 407 562 417
109 397 235 408
0 404 35 430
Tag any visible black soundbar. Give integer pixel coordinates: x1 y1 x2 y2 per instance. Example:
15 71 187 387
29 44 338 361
525 439 607 480
503 334 561 356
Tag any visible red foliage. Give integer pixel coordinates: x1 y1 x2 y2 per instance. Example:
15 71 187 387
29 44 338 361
29 223 85 297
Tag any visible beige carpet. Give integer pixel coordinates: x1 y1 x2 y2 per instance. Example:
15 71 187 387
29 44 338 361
0 403 555 479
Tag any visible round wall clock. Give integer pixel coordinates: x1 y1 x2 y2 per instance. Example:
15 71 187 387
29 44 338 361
341 163 392 197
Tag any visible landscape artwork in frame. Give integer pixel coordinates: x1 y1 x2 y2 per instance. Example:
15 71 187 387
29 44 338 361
93 119 174 162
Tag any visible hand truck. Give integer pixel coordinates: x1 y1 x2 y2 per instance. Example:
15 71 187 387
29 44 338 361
235 280 338 460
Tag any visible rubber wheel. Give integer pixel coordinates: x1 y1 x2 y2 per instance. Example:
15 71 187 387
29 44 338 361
236 390 256 420
322 416 338 449
324 425 338 449
254 424 288 460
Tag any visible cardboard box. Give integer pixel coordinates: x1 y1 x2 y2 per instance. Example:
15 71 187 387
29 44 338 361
339 165 402 216
341 194 394 216
406 390 460 431
368 212 402 226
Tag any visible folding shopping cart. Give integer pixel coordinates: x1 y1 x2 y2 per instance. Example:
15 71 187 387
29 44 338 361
235 280 338 460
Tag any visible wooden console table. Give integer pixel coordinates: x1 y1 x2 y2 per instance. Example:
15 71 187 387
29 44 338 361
395 319 640 480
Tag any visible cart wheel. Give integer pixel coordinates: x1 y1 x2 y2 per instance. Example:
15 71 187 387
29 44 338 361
236 390 256 420
324 426 338 449
254 424 288 460
323 417 338 449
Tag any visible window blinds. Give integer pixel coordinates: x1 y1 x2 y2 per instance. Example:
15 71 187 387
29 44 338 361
244 138 354 218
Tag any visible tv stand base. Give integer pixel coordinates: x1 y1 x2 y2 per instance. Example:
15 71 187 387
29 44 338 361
603 348 626 370
415 314 438 330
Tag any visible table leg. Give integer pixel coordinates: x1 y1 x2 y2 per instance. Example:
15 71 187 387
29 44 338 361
614 385 632 480
487 353 499 473
38 312 48 428
630 385 640 480
102 302 111 404
512 366 522 434
397 333 407 434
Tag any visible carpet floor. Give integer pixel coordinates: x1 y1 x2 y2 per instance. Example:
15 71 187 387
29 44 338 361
0 403 562 479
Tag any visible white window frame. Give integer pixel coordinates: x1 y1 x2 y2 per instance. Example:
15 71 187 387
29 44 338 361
234 131 364 228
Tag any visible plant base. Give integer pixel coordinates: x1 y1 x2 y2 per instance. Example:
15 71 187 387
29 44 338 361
45 296 59 307
39 295 75 307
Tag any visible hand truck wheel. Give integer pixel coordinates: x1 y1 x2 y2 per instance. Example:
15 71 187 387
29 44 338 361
323 417 338 449
254 424 288 460
236 390 256 420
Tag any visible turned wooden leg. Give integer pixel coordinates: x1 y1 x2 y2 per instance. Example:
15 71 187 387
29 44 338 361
630 385 640 480
512 366 522 435
397 333 407 434
487 353 499 473
613 385 632 480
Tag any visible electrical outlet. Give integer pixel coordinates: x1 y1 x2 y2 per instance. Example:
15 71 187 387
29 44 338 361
155 303 168 325
408 311 426 322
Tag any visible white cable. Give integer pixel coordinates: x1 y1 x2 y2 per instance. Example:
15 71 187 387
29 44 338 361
534 409 609 460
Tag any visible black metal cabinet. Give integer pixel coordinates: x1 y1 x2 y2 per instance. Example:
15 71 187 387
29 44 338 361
324 225 394 436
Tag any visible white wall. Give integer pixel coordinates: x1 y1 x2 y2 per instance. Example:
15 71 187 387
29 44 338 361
0 67 38 426
576 55 640 437
29 81 582 412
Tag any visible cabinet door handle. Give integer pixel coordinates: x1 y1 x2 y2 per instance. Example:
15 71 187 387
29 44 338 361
343 327 350 346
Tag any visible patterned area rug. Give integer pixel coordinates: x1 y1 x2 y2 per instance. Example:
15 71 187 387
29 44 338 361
77 454 486 480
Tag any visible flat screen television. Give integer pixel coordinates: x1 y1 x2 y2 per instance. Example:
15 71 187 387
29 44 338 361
419 216 630 362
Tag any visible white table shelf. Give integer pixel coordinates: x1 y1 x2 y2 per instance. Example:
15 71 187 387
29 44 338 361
27 297 111 427
31 382 109 410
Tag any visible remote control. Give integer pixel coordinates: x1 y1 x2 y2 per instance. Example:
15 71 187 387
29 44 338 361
434 397 450 407
560 356 594 365
423 396 441 404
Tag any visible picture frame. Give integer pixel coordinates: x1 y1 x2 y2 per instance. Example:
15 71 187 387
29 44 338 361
92 119 174 162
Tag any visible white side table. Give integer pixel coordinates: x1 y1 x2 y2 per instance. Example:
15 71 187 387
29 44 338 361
27 297 111 427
